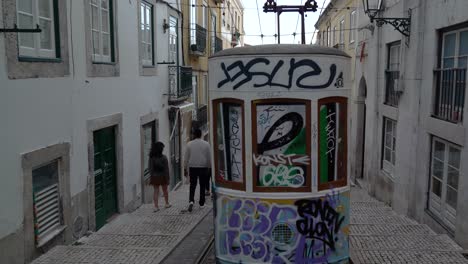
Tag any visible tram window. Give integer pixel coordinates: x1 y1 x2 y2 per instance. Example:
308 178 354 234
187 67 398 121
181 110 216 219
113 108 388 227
318 97 348 191
252 99 311 192
212 99 246 190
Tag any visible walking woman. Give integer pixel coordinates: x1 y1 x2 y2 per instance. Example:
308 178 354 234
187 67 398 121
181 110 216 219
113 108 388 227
149 141 171 212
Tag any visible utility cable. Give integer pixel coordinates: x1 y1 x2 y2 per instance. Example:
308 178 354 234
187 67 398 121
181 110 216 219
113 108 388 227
255 0 264 44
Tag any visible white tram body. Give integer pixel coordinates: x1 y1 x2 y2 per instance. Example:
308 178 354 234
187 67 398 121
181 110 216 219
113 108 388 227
209 44 351 264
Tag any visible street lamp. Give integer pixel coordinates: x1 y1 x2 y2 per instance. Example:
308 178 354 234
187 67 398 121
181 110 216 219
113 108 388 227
362 0 411 37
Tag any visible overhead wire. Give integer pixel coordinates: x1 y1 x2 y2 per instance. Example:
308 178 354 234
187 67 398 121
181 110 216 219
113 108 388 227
311 0 329 44
255 0 264 44
293 0 303 43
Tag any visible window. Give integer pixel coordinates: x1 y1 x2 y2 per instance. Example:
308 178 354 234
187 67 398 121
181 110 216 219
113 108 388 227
327 26 331 46
333 26 337 45
90 0 113 62
190 0 197 45
385 42 401 106
428 137 461 230
339 19 345 44
210 12 217 55
350 10 356 43
32 161 63 246
17 0 57 58
434 28 467 123
213 99 245 190
382 117 396 176
252 99 311 192
202 0 208 28
192 74 198 118
168 16 178 63
318 97 348 191
140 1 153 66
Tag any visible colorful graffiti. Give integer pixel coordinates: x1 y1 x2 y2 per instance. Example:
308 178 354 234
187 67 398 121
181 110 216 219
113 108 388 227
254 103 310 188
215 192 349 263
318 98 347 188
215 102 244 183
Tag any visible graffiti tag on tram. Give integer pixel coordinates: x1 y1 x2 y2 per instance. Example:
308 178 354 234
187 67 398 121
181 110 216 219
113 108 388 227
217 58 339 90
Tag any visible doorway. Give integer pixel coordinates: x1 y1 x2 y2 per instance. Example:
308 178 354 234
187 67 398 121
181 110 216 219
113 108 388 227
93 126 118 230
356 77 367 180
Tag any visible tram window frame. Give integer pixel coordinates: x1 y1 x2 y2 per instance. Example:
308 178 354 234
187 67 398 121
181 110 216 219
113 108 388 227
317 96 348 191
212 98 246 191
251 98 312 193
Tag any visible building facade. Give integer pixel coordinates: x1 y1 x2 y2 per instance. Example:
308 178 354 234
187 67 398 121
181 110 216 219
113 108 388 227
0 0 192 263
352 0 468 250
219 0 244 49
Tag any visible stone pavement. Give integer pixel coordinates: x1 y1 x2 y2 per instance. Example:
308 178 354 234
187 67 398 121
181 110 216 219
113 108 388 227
32 183 213 264
350 185 468 264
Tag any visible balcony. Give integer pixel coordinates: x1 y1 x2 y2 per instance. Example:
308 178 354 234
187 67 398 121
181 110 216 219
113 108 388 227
433 68 466 123
385 70 400 107
190 24 207 55
231 29 240 47
192 104 208 132
168 66 192 104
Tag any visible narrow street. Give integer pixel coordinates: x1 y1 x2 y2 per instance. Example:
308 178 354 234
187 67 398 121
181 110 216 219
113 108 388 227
30 183 468 264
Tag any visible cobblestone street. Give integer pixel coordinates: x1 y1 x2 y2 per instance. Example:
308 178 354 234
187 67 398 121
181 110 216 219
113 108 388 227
32 183 212 264
350 184 468 264
30 183 468 264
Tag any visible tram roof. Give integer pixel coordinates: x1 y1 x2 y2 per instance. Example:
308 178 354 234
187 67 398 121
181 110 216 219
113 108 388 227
210 44 351 59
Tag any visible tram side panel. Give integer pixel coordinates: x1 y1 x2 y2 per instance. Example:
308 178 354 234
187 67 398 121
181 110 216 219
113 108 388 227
209 47 351 264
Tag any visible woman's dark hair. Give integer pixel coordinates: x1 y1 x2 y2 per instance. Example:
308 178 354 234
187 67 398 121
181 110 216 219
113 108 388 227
150 141 164 157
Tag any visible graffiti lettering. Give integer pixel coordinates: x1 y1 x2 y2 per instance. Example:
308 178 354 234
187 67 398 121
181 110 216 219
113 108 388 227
253 154 310 166
260 165 305 188
218 58 337 90
229 107 242 181
294 199 345 252
258 112 303 154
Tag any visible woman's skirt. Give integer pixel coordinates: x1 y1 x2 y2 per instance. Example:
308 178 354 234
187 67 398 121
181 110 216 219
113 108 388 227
150 175 169 186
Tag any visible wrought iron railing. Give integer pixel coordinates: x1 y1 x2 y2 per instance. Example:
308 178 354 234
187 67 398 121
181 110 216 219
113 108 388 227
434 68 466 123
190 24 207 54
385 70 400 107
211 35 223 55
168 66 192 103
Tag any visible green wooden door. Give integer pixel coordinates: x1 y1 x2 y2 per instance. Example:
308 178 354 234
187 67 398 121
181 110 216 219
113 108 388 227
94 126 118 230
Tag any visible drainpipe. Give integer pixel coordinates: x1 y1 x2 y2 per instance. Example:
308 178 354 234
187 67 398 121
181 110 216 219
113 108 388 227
410 0 427 219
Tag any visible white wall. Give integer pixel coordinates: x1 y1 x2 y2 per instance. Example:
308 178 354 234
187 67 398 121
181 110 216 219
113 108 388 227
0 0 177 240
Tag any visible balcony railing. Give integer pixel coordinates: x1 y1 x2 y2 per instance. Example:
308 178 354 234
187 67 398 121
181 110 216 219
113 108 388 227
434 68 466 123
192 104 208 132
385 70 400 107
190 24 207 55
168 66 192 104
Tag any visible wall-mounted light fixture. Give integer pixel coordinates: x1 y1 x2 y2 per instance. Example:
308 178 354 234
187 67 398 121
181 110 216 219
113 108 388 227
163 19 170 33
362 0 411 37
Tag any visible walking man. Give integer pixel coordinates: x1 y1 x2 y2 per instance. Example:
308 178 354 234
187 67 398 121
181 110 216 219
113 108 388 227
184 128 211 212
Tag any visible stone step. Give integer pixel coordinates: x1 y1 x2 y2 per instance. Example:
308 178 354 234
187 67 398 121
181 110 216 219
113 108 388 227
77 233 179 249
351 249 468 264
350 224 435 236
351 234 463 251
351 214 418 225
351 206 395 216
32 245 163 264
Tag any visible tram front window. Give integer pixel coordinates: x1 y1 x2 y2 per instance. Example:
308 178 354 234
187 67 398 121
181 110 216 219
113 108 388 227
252 99 311 192
213 99 245 190
318 97 348 190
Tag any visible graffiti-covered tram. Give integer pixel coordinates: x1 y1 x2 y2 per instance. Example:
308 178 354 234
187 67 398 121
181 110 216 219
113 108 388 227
209 45 350 264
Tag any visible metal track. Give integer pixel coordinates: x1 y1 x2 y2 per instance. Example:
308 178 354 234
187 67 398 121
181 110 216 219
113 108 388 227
196 235 214 264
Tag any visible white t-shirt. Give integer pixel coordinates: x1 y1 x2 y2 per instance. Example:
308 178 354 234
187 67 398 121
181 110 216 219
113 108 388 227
184 138 211 168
